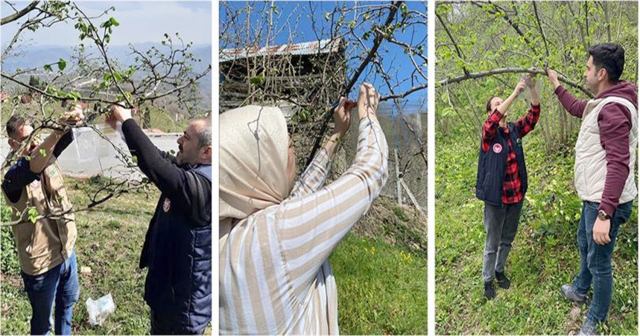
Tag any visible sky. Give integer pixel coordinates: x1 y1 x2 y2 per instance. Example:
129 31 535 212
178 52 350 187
220 1 428 113
0 1 212 47
1 1 426 112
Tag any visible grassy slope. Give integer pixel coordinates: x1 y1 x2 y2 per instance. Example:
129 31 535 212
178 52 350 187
1 179 159 334
331 233 427 335
332 196 428 335
1 180 427 334
435 134 638 335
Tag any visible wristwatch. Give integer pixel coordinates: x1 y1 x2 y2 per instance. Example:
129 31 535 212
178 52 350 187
598 210 611 221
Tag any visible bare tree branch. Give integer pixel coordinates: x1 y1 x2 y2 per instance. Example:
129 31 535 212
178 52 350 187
0 0 38 25
380 84 428 101
305 1 403 168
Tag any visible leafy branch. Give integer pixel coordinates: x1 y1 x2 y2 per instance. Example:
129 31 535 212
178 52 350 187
1 1 210 220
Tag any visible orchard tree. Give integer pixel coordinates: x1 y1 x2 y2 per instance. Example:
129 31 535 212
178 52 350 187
221 1 428 211
436 1 637 149
0 1 211 225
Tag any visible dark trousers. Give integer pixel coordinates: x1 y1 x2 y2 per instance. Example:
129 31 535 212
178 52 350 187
482 201 523 282
150 310 206 335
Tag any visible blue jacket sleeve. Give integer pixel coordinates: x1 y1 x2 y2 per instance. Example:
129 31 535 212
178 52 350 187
2 158 39 203
52 131 74 158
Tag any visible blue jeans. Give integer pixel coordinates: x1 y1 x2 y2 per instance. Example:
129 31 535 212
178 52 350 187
21 251 80 335
572 201 633 323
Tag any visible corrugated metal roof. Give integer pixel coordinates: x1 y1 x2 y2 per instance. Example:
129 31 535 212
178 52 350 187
220 38 342 63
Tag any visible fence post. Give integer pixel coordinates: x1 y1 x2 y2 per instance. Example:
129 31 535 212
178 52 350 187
395 149 402 205
400 179 427 221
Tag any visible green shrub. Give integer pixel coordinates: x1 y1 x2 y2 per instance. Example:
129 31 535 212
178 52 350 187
392 207 410 221
1 205 21 275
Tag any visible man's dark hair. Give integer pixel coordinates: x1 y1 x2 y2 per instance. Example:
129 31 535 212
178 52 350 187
5 114 30 139
588 43 625 82
486 96 497 113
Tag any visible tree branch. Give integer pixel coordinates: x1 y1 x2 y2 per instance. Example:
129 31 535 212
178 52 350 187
532 2 550 67
0 0 38 25
305 1 403 168
139 65 212 103
380 84 428 101
1 72 116 103
472 1 535 54
438 67 593 98
436 12 469 76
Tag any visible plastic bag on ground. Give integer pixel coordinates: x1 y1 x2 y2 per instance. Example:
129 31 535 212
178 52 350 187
86 293 116 326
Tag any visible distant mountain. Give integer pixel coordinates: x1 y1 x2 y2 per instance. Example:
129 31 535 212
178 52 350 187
1 45 73 72
1 43 212 74
1 43 212 108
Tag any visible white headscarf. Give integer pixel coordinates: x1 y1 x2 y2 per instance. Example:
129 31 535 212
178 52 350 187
219 105 291 238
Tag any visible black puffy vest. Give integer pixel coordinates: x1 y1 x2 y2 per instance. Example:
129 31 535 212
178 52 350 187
141 164 212 333
476 123 528 206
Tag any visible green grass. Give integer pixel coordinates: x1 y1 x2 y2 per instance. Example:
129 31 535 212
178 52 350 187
330 233 427 335
1 178 176 334
1 177 427 335
435 133 638 335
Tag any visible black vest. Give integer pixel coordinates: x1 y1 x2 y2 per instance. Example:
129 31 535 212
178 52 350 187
141 164 212 333
476 123 528 206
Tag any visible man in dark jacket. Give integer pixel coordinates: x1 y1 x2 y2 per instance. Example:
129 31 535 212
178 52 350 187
107 106 212 334
547 43 637 335
476 74 540 300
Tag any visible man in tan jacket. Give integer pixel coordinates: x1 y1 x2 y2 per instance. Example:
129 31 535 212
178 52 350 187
2 111 82 335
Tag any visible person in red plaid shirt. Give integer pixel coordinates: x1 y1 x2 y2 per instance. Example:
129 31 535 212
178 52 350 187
475 74 540 300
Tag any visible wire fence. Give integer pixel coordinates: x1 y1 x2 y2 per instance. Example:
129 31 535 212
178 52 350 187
324 108 427 217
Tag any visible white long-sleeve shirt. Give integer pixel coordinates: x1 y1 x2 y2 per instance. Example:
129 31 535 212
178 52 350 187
220 118 389 335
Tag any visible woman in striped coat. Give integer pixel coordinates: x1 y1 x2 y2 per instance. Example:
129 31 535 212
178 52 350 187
219 83 389 334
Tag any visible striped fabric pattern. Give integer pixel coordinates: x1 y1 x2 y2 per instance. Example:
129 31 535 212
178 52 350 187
220 118 389 335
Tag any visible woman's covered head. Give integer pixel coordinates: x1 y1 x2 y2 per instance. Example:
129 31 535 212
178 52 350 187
220 105 294 221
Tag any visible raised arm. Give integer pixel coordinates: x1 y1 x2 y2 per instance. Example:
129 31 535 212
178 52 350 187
29 111 82 174
547 69 588 118
514 74 541 138
109 106 211 225
2 113 79 203
481 80 527 151
496 79 526 116
289 97 357 198
2 158 37 203
2 132 73 202
276 83 389 297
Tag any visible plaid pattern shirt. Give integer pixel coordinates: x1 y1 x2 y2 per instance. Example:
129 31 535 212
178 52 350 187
482 104 540 204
